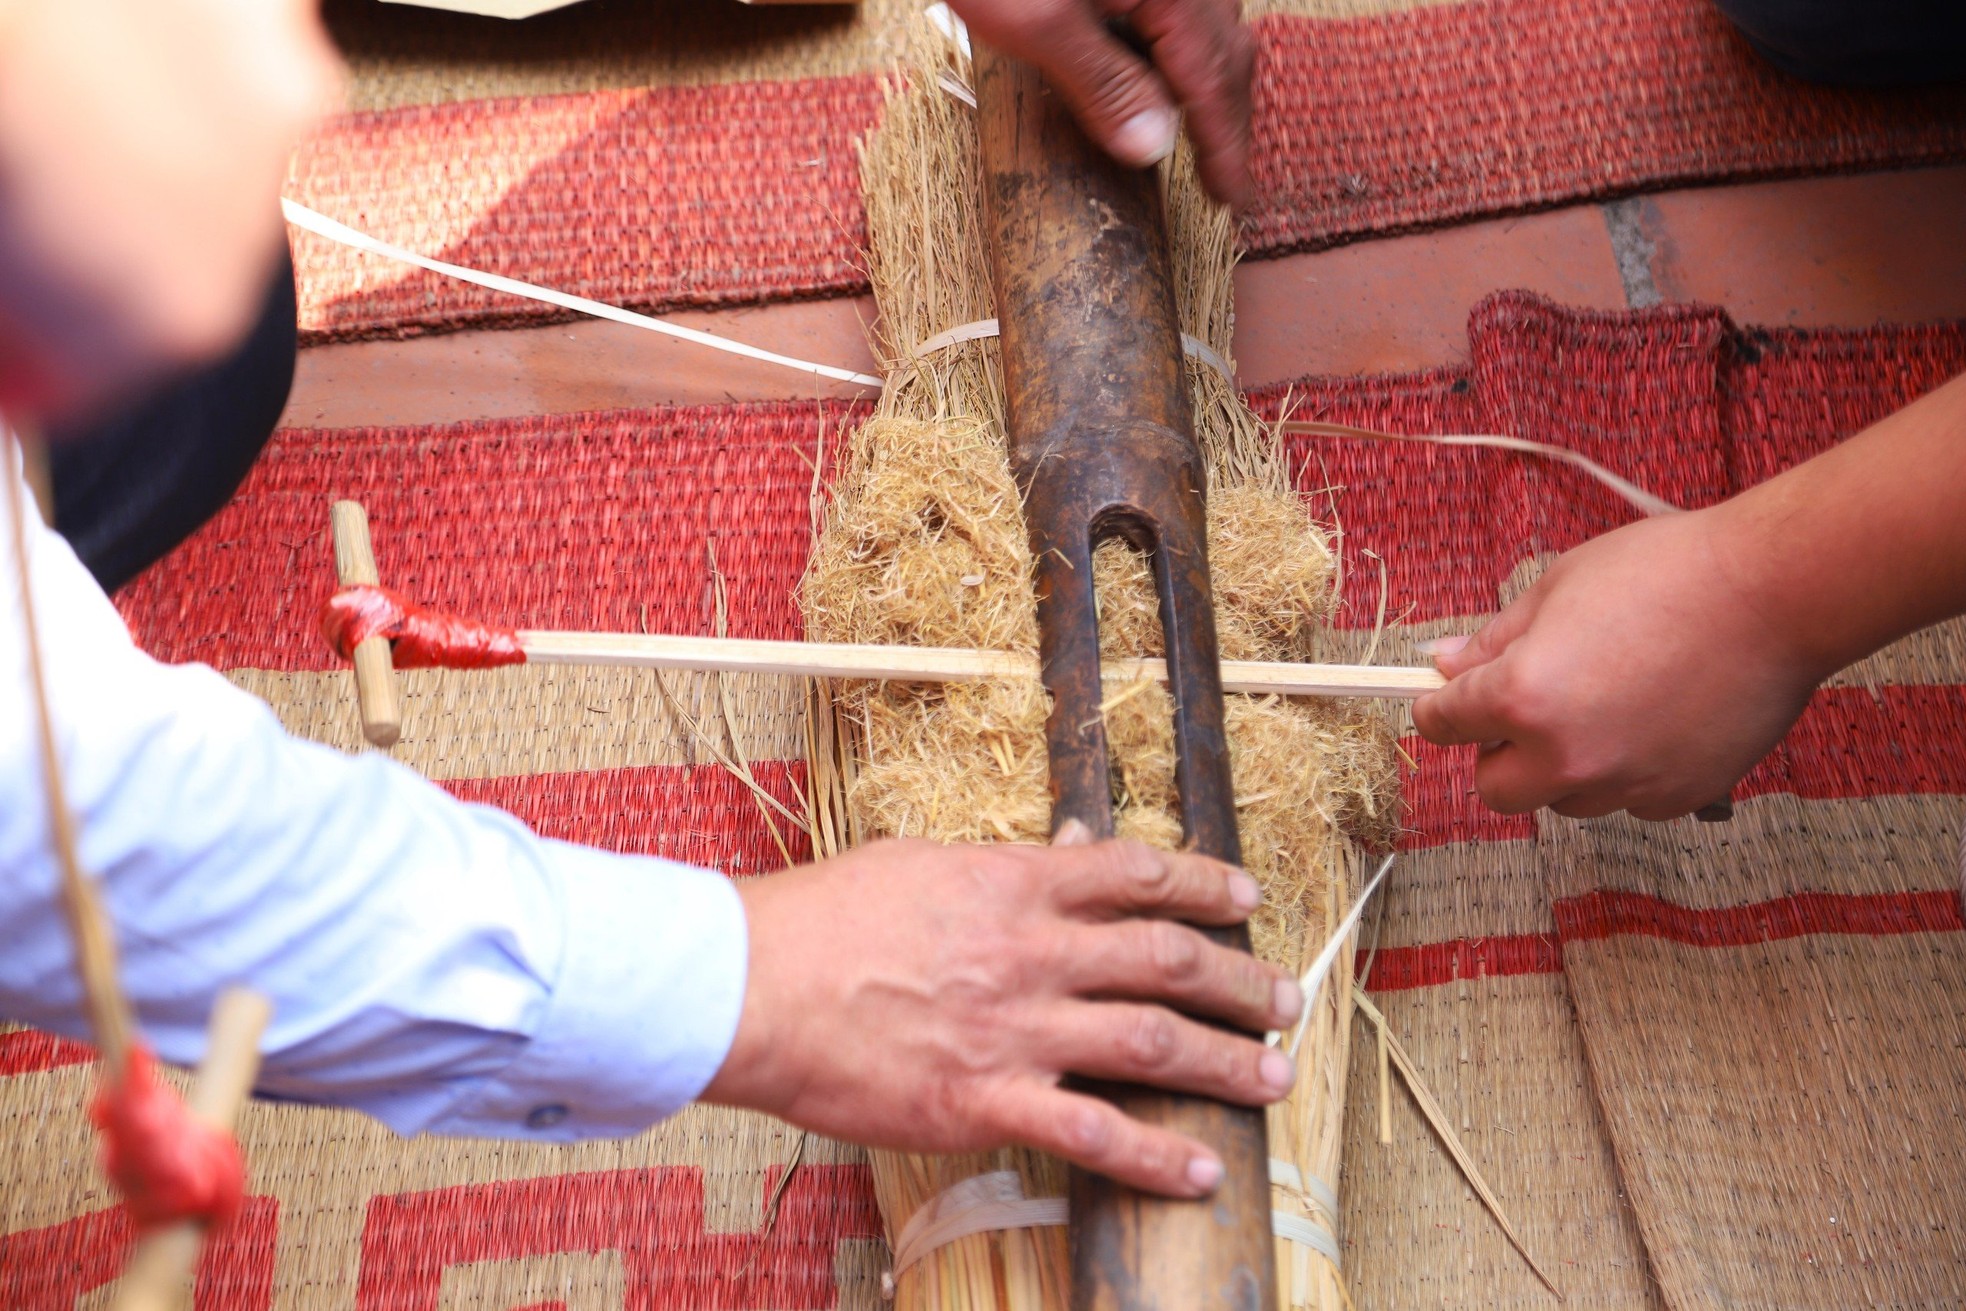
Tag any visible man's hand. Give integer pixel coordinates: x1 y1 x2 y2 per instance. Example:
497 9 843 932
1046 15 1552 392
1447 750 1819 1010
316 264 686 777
1411 508 1823 821
703 835 1301 1197
948 0 1257 206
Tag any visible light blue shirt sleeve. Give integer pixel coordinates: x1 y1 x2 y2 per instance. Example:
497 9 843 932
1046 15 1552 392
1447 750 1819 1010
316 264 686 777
0 464 748 1141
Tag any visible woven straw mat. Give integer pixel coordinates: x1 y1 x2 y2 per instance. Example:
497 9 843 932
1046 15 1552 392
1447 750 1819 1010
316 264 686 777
6 294 1966 1308
288 0 1966 341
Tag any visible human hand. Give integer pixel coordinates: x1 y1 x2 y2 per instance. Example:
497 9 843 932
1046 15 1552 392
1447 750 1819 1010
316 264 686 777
1411 507 1825 821
702 832 1301 1197
0 0 340 419
948 0 1257 205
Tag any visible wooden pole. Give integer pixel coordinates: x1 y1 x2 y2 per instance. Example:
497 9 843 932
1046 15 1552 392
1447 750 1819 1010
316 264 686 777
330 501 403 748
974 46 1276 1311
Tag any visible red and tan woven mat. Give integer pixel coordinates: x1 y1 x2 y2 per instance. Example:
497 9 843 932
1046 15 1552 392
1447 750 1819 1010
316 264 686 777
1267 294 1966 1306
291 0 1966 341
6 296 1966 1307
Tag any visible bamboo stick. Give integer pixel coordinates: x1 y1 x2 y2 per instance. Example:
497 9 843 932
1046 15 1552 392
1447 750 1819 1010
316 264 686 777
330 502 403 748
110 989 272 1311
515 629 1445 699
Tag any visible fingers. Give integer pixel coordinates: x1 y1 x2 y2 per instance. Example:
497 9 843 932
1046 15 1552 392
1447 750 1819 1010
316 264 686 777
968 0 1181 167
1050 1000 1296 1105
987 1080 1228 1197
1428 599 1536 680
1041 839 1259 926
1065 919 1300 1031
1115 0 1257 204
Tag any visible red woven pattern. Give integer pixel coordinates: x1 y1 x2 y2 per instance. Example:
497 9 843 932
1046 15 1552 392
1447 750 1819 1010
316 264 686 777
1556 887 1966 947
353 1167 879 1311
1360 887 1966 991
117 400 866 672
444 761 809 878
289 77 883 340
1245 0 1966 257
289 0 1966 340
0 1197 278 1311
0 1030 92 1077
1261 297 1966 629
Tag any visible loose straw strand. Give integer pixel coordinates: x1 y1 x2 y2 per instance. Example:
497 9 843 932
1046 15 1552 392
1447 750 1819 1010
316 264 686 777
1282 419 1679 518
6 427 134 1069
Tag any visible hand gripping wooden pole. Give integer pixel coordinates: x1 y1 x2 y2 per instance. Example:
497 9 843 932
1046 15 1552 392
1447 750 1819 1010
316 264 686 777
974 48 1276 1311
330 501 404 747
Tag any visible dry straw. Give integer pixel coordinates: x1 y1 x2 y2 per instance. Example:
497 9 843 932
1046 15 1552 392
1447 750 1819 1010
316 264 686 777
800 19 1399 1309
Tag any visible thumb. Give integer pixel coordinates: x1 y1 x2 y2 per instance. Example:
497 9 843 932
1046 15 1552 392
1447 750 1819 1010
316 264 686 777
1422 596 1540 680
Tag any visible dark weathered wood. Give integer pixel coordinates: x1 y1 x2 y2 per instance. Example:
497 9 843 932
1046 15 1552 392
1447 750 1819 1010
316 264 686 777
973 45 1276 1311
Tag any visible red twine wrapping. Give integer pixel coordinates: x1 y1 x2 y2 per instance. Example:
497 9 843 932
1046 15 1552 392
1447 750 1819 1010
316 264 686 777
89 1045 245 1232
319 584 526 670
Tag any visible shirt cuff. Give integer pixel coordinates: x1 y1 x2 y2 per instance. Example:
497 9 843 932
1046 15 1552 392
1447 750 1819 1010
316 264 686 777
423 840 749 1141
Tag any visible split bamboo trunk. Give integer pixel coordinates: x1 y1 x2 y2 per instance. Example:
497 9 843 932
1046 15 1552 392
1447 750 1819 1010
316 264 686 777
800 19 1400 1309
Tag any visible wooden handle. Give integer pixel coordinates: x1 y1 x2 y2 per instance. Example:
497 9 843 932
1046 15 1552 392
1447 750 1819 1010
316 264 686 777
330 501 403 748
109 989 271 1311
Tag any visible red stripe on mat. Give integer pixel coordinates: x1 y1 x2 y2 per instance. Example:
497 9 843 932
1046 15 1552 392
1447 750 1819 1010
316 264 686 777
1266 299 1966 628
1361 933 1564 991
117 400 863 671
444 760 810 877
1247 0 1966 259
290 0 1966 339
1361 889 1965 992
0 1030 93 1077
290 76 884 341
1555 887 1966 948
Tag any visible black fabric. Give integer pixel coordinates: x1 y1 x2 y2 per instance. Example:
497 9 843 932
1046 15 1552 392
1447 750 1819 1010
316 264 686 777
1711 0 1966 86
48 246 297 594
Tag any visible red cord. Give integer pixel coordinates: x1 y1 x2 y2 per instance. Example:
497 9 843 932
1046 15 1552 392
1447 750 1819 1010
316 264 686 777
89 1045 244 1232
320 584 526 670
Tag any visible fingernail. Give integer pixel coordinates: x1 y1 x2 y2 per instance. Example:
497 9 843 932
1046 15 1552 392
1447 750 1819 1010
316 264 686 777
1415 634 1471 658
1272 977 1304 1026
1227 871 1261 913
1261 1049 1296 1093
1112 108 1178 167
1186 1154 1225 1192
1053 818 1093 847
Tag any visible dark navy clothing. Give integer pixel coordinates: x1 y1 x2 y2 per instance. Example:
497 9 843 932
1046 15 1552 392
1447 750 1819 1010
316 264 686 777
48 246 296 594
1712 0 1966 86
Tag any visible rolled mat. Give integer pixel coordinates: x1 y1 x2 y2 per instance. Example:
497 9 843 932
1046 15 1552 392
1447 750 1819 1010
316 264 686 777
5 293 1966 1307
290 0 1966 340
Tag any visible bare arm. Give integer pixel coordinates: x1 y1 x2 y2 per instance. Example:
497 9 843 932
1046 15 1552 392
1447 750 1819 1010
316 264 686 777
1413 371 1966 820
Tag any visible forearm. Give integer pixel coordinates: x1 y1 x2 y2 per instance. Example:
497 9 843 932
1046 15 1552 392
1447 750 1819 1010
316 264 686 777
1711 371 1966 679
2 474 745 1139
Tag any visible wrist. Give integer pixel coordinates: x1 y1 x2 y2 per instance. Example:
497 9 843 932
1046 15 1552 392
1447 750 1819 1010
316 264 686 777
1703 488 1876 685
700 878 794 1116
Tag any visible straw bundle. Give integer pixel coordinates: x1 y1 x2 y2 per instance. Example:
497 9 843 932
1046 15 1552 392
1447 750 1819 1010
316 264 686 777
801 25 1399 1309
